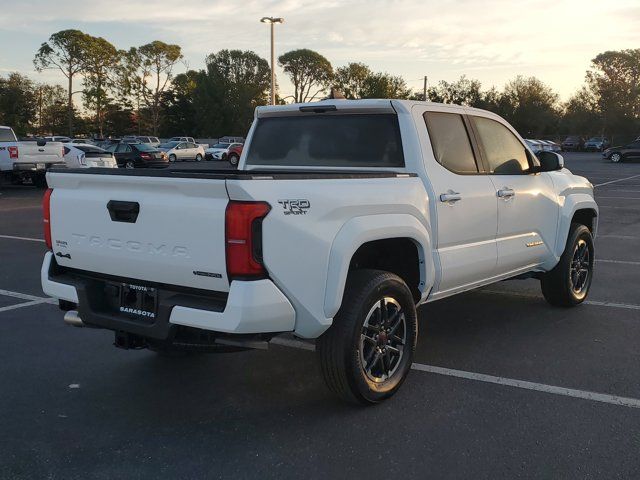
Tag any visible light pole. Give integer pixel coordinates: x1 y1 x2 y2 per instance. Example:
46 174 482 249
260 16 284 105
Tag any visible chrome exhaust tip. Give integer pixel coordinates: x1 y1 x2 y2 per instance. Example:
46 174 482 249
63 310 84 327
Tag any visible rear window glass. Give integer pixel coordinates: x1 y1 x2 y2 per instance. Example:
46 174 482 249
424 112 478 174
246 114 404 168
134 144 158 152
0 128 16 142
76 146 103 153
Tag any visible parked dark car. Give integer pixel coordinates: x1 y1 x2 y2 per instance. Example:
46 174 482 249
561 136 585 152
104 142 168 168
603 141 640 163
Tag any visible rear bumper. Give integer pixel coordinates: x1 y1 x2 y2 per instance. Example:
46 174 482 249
41 251 295 338
13 162 65 172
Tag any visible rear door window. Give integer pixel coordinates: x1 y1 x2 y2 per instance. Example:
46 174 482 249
246 114 404 168
0 128 16 142
471 116 530 175
424 112 479 174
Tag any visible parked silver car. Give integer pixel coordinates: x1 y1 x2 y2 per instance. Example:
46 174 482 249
158 141 205 162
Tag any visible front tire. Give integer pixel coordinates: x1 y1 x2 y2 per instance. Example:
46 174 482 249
541 223 594 307
169 154 176 163
317 269 417 404
124 160 135 169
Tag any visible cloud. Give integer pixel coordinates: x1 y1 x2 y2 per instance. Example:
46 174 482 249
1 0 638 98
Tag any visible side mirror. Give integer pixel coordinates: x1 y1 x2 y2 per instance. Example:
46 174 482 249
36 138 46 147
535 151 564 172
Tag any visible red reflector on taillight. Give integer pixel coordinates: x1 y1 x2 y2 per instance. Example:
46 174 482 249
8 146 18 159
140 153 152 160
43 188 53 250
225 201 270 279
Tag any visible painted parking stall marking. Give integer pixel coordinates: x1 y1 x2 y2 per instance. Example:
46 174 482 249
271 337 640 409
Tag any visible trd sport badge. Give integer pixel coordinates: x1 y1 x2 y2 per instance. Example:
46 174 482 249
278 199 310 215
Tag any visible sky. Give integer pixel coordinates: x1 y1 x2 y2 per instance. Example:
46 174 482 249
0 0 638 101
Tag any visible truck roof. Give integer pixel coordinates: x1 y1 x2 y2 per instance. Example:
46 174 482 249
255 99 500 119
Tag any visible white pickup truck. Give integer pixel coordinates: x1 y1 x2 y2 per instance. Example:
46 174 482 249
0 126 65 187
41 100 598 404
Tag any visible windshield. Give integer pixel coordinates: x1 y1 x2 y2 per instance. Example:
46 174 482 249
213 143 231 148
246 114 405 168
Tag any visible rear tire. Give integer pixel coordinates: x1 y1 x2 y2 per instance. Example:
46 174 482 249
32 175 47 188
317 269 417 404
195 153 202 162
229 153 239 166
610 152 622 163
541 223 594 307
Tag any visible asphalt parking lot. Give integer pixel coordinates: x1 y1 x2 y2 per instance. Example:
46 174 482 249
1 152 639 479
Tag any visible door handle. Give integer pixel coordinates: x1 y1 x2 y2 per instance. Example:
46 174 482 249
107 200 140 223
439 192 462 203
497 188 515 199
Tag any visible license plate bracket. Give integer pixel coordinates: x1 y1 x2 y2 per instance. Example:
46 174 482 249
118 283 158 322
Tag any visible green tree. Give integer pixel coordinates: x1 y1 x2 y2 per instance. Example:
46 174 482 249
161 70 199 136
278 49 333 103
427 76 484 106
561 86 602 135
333 62 372 99
586 49 640 134
34 29 90 136
193 50 270 136
81 35 120 137
360 72 411 99
130 41 183 135
497 76 560 136
0 73 36 136
34 83 67 135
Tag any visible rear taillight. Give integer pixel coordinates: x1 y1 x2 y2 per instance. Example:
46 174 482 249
43 188 53 249
140 153 153 160
8 146 18 159
225 201 271 279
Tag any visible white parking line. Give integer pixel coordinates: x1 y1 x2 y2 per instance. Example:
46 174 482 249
270 337 640 409
0 289 56 304
0 234 44 243
595 196 640 200
597 258 640 266
411 364 640 409
594 174 640 187
0 300 49 313
479 289 640 310
597 235 640 240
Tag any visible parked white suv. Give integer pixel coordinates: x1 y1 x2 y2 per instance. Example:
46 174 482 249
41 100 598 404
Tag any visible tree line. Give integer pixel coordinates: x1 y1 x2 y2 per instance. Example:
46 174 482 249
0 28 637 140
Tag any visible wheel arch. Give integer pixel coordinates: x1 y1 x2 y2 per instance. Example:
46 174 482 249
323 214 434 319
554 197 598 258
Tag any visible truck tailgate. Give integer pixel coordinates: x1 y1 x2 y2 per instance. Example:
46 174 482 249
17 141 64 164
47 171 230 292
